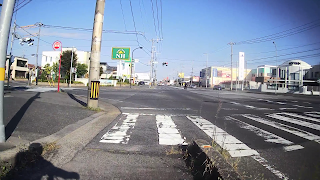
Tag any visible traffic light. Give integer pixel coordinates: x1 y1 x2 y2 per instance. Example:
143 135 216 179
162 62 168 66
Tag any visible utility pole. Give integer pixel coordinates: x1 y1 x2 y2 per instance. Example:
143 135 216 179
273 42 278 94
149 38 162 88
35 23 42 85
69 47 74 87
0 0 15 142
204 53 208 88
7 20 16 88
87 0 105 108
228 42 235 91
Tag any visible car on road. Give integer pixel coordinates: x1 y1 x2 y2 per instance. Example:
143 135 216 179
138 81 145 85
213 85 223 90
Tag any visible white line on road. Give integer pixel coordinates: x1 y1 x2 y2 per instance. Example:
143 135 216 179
267 114 320 131
304 112 320 118
292 105 313 109
279 112 320 123
230 102 274 110
100 114 138 144
279 108 297 110
242 114 320 143
156 115 184 145
226 116 294 146
186 116 259 157
283 145 304 152
252 155 289 180
121 107 192 110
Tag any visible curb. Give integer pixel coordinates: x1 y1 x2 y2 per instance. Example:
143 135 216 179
0 93 121 168
185 140 241 180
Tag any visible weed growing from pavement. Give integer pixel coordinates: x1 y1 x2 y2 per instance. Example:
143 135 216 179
166 146 182 155
86 106 102 112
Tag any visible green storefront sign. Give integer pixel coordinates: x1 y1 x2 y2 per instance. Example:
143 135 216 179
112 47 130 60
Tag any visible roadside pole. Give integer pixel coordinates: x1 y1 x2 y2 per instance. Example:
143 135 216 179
7 20 16 88
0 0 15 142
69 47 74 87
87 0 105 108
228 42 235 91
35 23 42 85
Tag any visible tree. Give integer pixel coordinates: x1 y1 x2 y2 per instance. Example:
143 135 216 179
43 64 52 81
100 67 103 76
52 62 59 80
76 63 88 78
61 50 77 79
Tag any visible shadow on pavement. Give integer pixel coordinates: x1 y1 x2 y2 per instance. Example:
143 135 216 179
5 92 41 140
1 143 80 180
67 93 87 107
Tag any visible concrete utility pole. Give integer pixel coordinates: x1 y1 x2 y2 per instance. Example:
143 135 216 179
228 42 235 91
69 47 74 87
35 23 42 85
87 0 105 108
149 38 162 88
273 42 278 94
0 0 15 142
204 53 208 88
7 20 16 88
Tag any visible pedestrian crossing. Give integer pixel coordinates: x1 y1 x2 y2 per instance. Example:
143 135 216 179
99 111 320 156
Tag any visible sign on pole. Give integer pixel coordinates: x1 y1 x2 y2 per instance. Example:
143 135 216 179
112 47 130 60
53 41 61 50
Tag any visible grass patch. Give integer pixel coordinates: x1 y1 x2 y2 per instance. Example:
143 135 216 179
166 146 182 155
86 106 102 112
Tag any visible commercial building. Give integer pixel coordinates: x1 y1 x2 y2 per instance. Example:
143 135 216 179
200 66 251 87
5 56 29 79
41 48 91 77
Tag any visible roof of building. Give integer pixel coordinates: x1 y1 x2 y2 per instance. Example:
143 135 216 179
280 59 312 68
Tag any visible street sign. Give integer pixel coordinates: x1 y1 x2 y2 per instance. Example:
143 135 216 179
52 41 61 50
112 47 130 60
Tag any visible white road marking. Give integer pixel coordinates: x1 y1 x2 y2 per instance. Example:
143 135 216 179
279 108 297 110
252 155 289 180
292 101 298 103
186 116 259 157
221 108 238 110
100 114 138 144
267 114 320 131
283 145 304 152
122 113 197 116
280 112 320 123
226 116 293 145
25 88 57 92
303 102 311 104
121 107 192 110
156 115 184 145
276 102 286 105
231 102 274 110
304 112 320 118
292 105 313 109
242 114 320 143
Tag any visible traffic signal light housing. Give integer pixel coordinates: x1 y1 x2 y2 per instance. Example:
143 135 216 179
162 62 168 66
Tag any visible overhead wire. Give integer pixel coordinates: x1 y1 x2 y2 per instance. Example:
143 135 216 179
16 24 51 44
13 0 32 13
119 0 127 31
235 19 320 45
150 0 158 37
155 0 161 38
160 0 163 39
129 0 141 47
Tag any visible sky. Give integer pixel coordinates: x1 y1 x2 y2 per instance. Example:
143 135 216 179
1 0 320 80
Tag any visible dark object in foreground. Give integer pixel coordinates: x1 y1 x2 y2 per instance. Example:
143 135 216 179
180 141 223 180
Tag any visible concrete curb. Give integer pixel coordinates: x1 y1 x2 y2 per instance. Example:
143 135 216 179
0 93 121 168
189 140 241 180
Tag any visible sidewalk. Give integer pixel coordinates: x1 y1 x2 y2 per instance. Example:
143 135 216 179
0 88 121 179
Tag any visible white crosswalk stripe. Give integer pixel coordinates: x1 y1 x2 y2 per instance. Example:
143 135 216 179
156 115 184 145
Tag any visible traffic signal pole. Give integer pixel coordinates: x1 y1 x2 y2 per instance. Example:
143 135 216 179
87 0 105 108
0 0 15 142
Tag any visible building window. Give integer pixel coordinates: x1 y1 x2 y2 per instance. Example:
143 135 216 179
50 57 52 62
311 72 314 78
316 72 319 78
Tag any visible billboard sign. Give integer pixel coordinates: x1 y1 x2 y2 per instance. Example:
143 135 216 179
112 47 130 60
239 52 245 80
192 76 200 82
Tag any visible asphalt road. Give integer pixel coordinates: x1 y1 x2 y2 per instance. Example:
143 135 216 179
58 86 320 179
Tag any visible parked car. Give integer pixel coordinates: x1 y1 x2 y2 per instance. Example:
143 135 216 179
138 81 145 85
213 85 222 90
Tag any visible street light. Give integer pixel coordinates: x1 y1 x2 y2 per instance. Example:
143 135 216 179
130 47 143 88
273 42 278 94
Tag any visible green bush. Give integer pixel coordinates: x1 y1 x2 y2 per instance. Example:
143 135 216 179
72 81 84 84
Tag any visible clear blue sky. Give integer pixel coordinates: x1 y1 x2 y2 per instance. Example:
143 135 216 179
1 0 320 80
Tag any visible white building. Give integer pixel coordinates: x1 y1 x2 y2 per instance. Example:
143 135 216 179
116 61 134 79
134 73 150 84
41 48 91 74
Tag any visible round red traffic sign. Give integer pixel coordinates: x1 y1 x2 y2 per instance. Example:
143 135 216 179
52 41 61 50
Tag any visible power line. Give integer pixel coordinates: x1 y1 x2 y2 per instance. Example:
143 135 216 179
150 0 158 37
16 24 51 44
235 19 320 45
119 0 127 31
160 0 163 39
13 0 32 13
138 0 146 35
155 0 161 38
129 0 141 47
